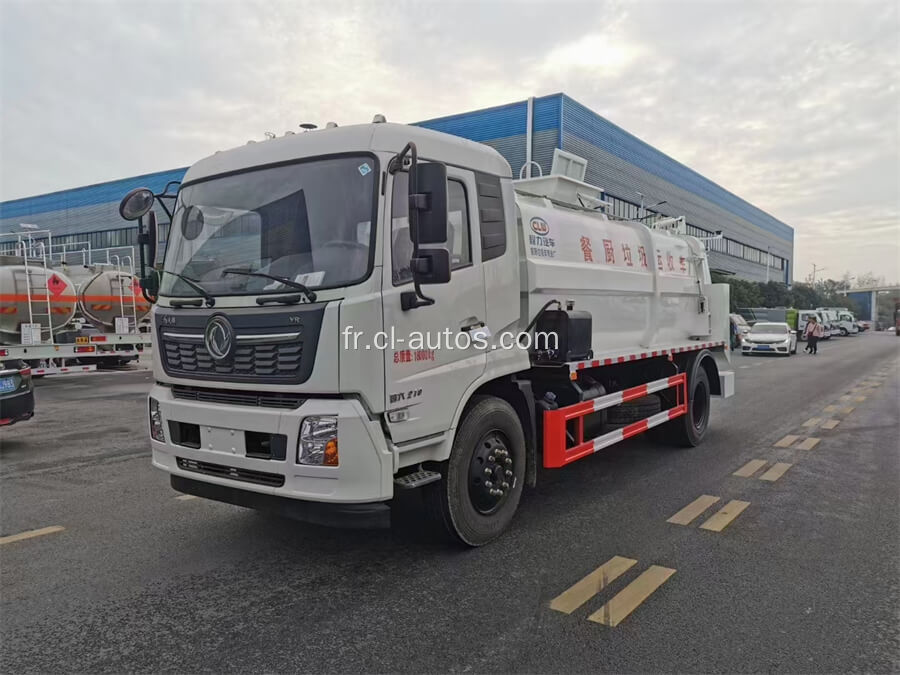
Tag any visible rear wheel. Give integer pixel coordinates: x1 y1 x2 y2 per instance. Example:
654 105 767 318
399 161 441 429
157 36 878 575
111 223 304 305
666 366 711 447
424 396 526 547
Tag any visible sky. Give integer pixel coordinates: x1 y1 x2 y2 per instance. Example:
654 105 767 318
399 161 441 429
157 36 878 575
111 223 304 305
1 0 898 282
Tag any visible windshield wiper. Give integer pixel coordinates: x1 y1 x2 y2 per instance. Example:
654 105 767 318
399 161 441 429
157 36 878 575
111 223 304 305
256 293 305 306
222 268 317 303
164 271 216 307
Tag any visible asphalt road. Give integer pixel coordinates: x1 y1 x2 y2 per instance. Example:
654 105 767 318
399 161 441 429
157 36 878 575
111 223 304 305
2 333 898 673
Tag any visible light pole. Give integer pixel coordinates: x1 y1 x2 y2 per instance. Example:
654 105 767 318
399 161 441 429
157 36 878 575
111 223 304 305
811 263 826 285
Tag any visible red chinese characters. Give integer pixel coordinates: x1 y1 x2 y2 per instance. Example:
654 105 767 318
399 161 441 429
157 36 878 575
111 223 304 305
621 243 633 267
679 256 687 273
602 239 615 264
638 246 649 269
580 236 594 262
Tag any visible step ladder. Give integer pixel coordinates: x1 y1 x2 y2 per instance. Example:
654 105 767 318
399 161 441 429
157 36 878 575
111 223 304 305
21 240 54 342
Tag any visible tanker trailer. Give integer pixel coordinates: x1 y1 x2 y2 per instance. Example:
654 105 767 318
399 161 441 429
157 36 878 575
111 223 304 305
0 264 77 343
77 269 151 332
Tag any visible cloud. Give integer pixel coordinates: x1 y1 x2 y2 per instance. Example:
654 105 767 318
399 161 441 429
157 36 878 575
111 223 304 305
1 0 897 280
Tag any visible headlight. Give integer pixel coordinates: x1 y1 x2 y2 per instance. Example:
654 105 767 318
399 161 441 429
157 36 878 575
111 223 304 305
298 416 339 466
148 397 165 442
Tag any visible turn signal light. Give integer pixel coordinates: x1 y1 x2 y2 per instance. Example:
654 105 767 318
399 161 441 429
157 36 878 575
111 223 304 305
324 439 339 466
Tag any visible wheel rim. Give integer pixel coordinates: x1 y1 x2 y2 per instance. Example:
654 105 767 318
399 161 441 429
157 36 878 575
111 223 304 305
691 381 709 431
467 430 514 515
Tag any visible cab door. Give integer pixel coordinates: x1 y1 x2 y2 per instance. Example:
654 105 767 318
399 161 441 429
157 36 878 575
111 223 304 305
381 167 486 444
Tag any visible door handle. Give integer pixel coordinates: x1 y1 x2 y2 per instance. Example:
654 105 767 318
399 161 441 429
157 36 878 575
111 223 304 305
460 320 485 333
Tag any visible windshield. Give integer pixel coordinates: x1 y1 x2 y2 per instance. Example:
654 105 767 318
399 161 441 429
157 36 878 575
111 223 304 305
750 323 787 334
161 155 378 297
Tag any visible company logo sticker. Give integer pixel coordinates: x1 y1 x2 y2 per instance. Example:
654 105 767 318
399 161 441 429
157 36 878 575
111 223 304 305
358 163 372 176
530 217 550 235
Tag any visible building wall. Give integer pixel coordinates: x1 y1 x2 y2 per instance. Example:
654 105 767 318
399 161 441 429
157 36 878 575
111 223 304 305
2 93 793 283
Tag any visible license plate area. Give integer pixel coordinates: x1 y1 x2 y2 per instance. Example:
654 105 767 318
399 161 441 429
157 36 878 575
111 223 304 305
0 377 15 394
757 345 771 350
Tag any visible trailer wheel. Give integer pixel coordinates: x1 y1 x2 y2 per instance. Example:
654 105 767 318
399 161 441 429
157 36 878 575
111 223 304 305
665 365 711 447
424 396 526 547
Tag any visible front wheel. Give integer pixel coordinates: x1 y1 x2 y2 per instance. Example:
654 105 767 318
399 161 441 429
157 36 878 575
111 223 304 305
424 396 526 547
840 328 848 337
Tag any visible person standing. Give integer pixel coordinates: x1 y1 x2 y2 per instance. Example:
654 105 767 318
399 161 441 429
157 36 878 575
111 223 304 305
804 315 824 354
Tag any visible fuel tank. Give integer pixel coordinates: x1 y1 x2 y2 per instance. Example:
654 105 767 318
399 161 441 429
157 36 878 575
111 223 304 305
77 269 151 331
0 265 77 340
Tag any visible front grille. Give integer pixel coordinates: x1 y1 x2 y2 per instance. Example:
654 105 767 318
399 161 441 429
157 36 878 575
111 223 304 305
162 340 303 381
172 385 305 409
176 457 285 487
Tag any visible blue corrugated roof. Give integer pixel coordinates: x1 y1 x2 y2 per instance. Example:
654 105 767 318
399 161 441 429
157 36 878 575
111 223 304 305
0 167 187 220
416 93 562 141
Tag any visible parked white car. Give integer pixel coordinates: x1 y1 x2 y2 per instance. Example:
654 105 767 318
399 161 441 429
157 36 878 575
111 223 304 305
741 322 797 356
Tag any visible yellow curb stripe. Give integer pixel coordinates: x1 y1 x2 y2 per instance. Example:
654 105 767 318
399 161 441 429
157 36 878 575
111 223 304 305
839 395 852 402
759 462 792 482
733 459 767 478
587 565 676 627
803 418 822 428
797 437 821 450
0 526 65 545
821 419 840 430
824 405 838 413
841 407 855 414
700 500 751 532
667 495 720 525
175 494 198 501
550 556 637 614
854 396 866 402
775 434 801 448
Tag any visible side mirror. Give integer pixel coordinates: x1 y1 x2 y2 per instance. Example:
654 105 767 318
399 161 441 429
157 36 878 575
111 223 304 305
410 162 448 245
411 249 451 285
119 187 155 221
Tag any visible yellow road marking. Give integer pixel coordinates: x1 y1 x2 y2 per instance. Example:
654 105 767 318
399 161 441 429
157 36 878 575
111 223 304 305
175 494 198 501
839 395 852 402
797 437 821 450
550 556 637 614
824 405 838 413
733 459 767 478
775 435 800 448
667 495 720 525
802 418 822 428
841 407 855 414
700 500 751 532
854 396 866 402
0 526 65 545
821 419 840 430
759 462 792 482
587 565 676 627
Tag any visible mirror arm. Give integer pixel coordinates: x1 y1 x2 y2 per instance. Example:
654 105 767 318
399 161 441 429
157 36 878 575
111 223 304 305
391 141 438 311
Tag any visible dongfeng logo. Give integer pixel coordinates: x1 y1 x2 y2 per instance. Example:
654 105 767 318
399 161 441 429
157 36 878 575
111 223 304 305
204 315 234 362
530 217 550 235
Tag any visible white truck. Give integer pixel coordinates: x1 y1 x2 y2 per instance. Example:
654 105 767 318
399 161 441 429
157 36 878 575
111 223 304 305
122 120 734 546
816 307 859 337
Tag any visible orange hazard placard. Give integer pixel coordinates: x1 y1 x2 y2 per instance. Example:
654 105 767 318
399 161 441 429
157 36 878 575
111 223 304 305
47 273 67 296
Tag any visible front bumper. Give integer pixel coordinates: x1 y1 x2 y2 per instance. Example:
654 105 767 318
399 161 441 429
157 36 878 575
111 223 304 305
0 390 35 425
742 343 791 354
150 384 394 509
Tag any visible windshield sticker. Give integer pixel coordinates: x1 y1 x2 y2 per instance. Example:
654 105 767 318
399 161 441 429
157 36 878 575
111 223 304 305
358 163 372 176
295 271 325 287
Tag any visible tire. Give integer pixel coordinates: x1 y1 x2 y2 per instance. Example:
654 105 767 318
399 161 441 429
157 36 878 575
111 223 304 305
667 365 711 447
423 396 526 547
606 395 661 427
840 328 848 337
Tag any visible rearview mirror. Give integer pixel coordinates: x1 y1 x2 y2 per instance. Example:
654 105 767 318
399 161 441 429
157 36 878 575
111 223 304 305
410 162 448 245
119 187 155 221
410 249 450 285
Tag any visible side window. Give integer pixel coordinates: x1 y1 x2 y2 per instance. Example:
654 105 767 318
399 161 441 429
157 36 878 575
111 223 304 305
391 173 471 285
